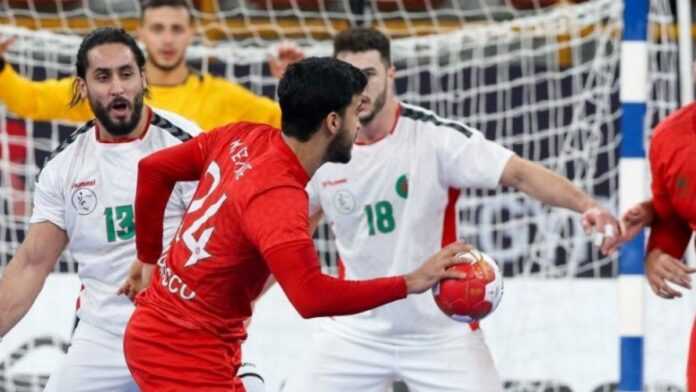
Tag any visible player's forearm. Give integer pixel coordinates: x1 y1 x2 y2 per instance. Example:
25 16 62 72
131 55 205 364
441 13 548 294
0 222 65 336
265 241 407 318
0 62 39 117
142 263 154 288
135 158 178 264
0 63 88 122
647 214 691 259
0 252 52 336
502 156 595 213
287 274 406 319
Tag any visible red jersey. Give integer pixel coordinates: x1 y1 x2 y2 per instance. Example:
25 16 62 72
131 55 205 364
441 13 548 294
124 122 407 391
647 102 696 258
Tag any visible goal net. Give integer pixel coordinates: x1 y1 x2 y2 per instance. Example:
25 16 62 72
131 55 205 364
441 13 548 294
0 0 682 391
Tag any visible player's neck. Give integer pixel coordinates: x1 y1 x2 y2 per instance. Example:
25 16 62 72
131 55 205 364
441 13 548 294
96 106 151 143
356 97 400 144
145 61 190 86
282 133 325 178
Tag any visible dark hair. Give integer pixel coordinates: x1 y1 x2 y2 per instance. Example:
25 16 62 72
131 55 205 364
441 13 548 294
278 57 367 142
333 27 391 66
140 0 194 23
70 28 147 107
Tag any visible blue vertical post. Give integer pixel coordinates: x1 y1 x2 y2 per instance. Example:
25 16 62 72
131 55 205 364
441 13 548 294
619 0 648 391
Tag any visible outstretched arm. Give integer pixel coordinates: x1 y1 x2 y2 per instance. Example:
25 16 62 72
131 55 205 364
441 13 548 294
265 240 469 318
0 222 68 336
245 187 468 319
0 37 92 123
499 155 620 254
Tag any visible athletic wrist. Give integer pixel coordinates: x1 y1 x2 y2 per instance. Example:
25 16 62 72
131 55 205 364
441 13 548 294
403 273 417 294
579 197 600 213
640 200 656 221
646 247 664 261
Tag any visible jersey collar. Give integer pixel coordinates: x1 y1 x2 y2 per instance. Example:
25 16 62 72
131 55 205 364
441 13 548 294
354 103 401 146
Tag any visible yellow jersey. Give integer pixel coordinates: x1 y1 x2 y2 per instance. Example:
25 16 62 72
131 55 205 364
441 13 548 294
0 63 281 131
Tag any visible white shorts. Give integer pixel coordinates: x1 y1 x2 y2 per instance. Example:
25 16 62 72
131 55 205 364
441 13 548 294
44 320 138 392
284 328 502 392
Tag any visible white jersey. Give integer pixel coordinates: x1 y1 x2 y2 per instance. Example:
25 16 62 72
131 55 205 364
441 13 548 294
307 103 514 346
30 107 200 337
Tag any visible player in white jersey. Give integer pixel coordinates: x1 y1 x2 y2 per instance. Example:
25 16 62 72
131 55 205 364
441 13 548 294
285 28 622 392
0 28 200 391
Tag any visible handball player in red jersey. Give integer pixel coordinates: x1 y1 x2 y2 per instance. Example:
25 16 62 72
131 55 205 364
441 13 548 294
613 102 696 392
123 57 472 391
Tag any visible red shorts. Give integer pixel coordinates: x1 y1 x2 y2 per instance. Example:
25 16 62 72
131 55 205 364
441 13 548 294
124 302 245 392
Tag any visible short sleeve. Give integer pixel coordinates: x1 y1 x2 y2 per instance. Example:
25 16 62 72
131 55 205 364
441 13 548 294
30 163 66 229
435 124 514 189
242 185 313 255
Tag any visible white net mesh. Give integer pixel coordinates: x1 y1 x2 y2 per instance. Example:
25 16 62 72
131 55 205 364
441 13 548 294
0 0 683 390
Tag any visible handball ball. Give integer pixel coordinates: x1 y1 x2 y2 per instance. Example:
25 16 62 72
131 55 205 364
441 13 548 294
432 249 503 323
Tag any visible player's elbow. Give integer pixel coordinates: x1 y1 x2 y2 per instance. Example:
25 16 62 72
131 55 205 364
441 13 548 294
499 155 526 189
285 291 327 318
292 299 325 319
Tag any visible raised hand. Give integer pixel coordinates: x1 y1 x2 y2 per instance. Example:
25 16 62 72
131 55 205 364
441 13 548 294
404 242 473 294
268 40 305 80
0 36 17 58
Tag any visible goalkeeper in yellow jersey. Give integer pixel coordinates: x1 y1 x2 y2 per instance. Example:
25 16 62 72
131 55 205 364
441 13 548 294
0 0 302 131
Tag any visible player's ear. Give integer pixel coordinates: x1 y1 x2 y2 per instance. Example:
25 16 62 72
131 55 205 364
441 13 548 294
324 111 340 137
387 64 396 80
77 77 88 101
185 25 195 45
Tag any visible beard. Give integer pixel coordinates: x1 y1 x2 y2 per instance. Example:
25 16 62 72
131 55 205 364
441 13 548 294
91 90 145 137
359 81 387 126
325 124 354 164
147 48 186 72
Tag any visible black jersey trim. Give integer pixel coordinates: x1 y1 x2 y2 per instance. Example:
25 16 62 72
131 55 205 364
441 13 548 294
39 119 94 171
400 104 473 137
151 112 195 142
